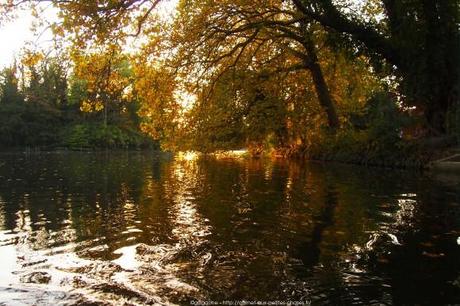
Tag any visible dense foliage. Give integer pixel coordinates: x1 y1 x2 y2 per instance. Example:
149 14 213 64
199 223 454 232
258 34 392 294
0 0 458 164
0 53 157 150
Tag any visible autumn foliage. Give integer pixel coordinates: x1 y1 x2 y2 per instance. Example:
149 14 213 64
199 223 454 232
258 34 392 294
0 0 458 158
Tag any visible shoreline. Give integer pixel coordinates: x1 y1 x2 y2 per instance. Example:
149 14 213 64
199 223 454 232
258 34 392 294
1 146 459 173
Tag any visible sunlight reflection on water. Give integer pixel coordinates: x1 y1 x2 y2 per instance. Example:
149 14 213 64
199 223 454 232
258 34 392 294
0 152 458 305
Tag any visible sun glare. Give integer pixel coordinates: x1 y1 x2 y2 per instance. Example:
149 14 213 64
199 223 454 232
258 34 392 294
177 151 200 162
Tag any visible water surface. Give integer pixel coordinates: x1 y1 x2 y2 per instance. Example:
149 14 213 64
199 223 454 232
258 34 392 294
0 152 459 305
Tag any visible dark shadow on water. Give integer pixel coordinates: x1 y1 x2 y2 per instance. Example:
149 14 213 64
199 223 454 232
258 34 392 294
297 187 339 270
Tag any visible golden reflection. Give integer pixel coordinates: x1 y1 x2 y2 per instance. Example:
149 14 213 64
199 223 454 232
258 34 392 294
264 160 274 181
107 156 213 301
60 197 77 244
176 151 200 162
212 149 248 160
117 182 143 244
285 177 293 203
168 158 211 242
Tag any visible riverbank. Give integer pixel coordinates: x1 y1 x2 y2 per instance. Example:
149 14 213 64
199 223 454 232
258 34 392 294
271 133 459 170
2 137 458 172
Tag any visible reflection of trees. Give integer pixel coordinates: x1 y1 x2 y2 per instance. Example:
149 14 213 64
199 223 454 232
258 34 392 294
0 152 160 252
0 153 458 304
296 188 339 269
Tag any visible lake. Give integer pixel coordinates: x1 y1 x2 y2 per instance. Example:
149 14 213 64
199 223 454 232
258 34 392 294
0 151 459 305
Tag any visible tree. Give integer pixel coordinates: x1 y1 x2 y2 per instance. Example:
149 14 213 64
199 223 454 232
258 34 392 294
0 65 23 105
0 62 62 146
2 0 342 130
122 0 381 151
292 0 460 135
132 55 182 151
167 0 341 129
71 45 133 127
5 0 458 135
182 69 287 152
19 50 69 112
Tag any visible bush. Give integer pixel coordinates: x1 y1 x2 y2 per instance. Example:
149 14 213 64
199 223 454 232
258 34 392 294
303 92 428 168
61 123 158 150
62 124 91 148
0 102 61 148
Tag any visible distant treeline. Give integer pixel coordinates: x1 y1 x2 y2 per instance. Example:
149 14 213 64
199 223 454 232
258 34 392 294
0 56 158 150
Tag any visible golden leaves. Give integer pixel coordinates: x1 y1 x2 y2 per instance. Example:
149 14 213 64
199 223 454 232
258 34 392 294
72 46 132 114
21 51 44 68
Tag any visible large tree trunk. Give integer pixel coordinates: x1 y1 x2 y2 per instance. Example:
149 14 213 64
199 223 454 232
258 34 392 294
303 37 340 130
424 90 456 136
419 0 458 135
